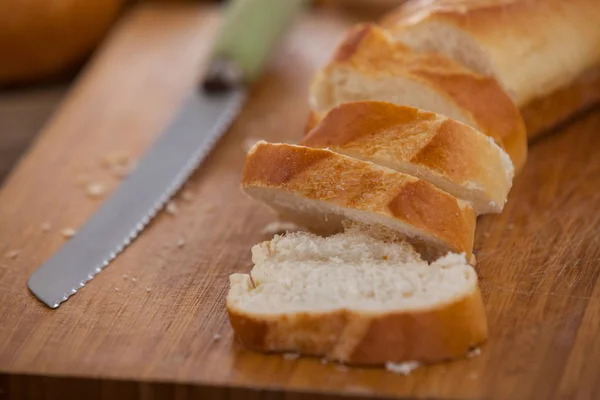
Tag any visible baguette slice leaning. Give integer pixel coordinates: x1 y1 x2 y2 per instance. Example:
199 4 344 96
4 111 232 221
303 101 514 215
242 141 475 259
308 23 527 172
381 0 600 107
227 228 488 365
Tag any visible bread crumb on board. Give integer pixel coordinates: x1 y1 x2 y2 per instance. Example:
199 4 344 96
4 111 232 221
261 221 301 235
102 150 130 168
5 250 20 259
86 182 106 198
41 222 52 232
213 333 222 341
385 361 421 375
165 201 179 215
177 238 186 248
282 353 301 360
468 347 481 358
181 190 194 201
61 228 76 238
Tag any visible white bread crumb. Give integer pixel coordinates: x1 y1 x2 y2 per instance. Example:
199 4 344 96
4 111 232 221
146 287 151 292
86 182 106 198
5 250 19 259
166 201 179 215
61 228 76 238
283 353 301 360
385 361 421 375
467 347 481 358
213 333 222 341
261 221 301 235
41 222 52 232
102 150 130 168
115 287 119 292
181 190 194 201
177 239 186 248
131 277 137 283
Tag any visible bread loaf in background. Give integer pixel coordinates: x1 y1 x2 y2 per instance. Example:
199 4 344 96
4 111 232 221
0 0 124 85
308 24 527 171
381 0 600 137
302 101 514 215
241 141 476 260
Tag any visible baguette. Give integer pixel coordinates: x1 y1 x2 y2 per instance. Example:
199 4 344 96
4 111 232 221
242 141 476 259
308 23 527 172
302 101 514 215
381 0 600 136
227 228 488 365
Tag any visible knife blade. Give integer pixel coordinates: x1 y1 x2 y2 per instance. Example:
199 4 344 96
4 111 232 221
27 0 306 309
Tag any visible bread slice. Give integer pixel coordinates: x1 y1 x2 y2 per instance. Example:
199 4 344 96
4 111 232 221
242 141 476 259
308 23 527 172
381 0 600 109
302 101 514 215
227 228 488 365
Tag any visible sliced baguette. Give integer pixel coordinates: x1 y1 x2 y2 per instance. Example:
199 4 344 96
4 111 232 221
308 23 527 172
242 141 476 259
381 0 600 131
227 228 488 365
302 101 514 215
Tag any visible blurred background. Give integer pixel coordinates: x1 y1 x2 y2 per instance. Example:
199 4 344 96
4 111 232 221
0 0 404 183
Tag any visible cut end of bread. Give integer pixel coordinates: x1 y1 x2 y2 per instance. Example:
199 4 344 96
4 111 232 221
227 229 488 365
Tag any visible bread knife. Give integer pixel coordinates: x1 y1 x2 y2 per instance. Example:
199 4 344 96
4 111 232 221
27 0 306 309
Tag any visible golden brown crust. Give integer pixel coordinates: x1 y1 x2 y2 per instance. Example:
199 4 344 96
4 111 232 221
521 64 600 138
227 287 488 365
242 142 475 257
310 24 527 172
302 101 512 214
382 0 600 109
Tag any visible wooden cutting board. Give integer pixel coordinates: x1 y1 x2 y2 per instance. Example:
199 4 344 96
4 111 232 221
1 3 600 399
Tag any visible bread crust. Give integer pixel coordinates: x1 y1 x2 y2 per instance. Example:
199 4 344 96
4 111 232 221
227 284 488 365
302 101 513 214
382 0 600 109
242 142 475 257
308 24 527 172
522 64 600 138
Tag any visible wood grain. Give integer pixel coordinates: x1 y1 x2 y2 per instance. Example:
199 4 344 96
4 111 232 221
1 3 600 400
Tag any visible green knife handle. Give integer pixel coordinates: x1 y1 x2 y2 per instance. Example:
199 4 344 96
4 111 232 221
204 0 306 90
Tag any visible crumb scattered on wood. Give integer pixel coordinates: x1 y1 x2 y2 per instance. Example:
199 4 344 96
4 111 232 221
115 287 119 292
166 201 179 215
467 348 481 358
146 287 151 292
123 274 128 279
177 238 186 248
61 228 76 238
213 333 221 341
102 150 130 168
86 182 106 198
5 250 19 259
261 221 301 235
385 361 421 375
181 190 194 201
41 222 52 232
283 353 301 360
131 277 137 283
